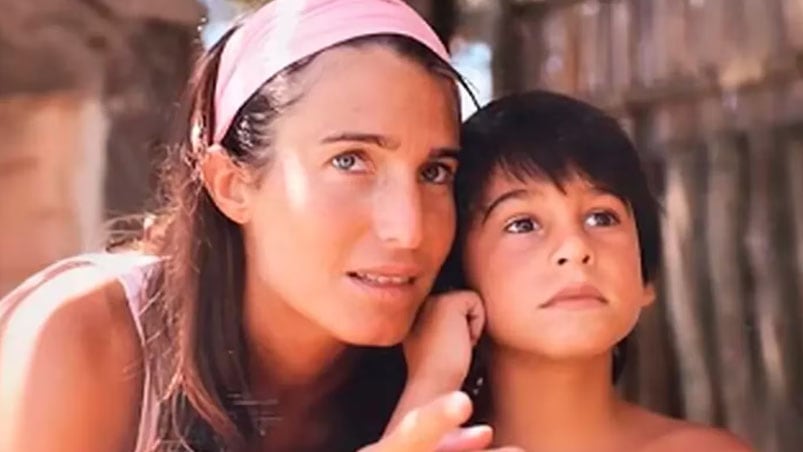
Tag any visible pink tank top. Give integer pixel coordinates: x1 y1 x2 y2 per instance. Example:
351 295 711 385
2 252 161 451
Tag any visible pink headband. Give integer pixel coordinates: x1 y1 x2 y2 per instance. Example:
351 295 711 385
213 0 450 143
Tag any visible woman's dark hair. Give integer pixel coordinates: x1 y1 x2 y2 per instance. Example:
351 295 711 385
138 30 468 451
436 90 662 423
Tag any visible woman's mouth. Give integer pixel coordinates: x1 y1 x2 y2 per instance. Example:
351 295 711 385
348 271 415 286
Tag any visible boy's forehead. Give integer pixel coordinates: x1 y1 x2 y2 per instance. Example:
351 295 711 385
474 166 631 216
480 167 596 200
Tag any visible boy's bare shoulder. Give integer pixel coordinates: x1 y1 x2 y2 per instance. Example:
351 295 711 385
624 404 753 452
643 423 753 452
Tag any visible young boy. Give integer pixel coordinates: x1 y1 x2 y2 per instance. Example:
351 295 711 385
449 91 752 451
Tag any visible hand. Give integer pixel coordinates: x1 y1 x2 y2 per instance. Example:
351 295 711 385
360 392 521 452
404 290 485 388
382 291 486 442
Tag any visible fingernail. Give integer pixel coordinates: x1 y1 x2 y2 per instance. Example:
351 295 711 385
446 391 470 417
462 425 491 437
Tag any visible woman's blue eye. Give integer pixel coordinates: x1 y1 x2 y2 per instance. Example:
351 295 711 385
585 210 620 227
504 218 538 234
331 152 366 171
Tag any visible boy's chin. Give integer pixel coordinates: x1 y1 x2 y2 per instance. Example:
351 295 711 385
500 335 621 362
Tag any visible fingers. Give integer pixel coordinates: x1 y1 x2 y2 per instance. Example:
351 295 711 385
435 425 493 451
367 392 473 452
463 292 485 345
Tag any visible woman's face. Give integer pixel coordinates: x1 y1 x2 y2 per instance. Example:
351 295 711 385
236 44 459 346
463 171 654 359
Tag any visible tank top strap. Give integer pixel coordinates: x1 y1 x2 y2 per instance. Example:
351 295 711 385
74 252 160 340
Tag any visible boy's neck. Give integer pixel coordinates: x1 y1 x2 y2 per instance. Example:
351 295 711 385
488 344 625 452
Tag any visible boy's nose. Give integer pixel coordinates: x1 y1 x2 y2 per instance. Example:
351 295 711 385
552 234 594 267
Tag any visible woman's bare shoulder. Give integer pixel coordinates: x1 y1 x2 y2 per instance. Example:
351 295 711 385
0 265 145 452
626 404 753 452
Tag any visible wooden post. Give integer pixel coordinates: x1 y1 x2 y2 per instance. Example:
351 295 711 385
744 124 792 452
704 131 757 442
786 135 803 354
659 103 716 423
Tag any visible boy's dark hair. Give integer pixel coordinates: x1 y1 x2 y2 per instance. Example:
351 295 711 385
438 91 662 412
442 89 661 289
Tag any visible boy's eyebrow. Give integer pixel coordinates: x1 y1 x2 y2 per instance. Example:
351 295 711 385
587 187 633 213
482 188 531 224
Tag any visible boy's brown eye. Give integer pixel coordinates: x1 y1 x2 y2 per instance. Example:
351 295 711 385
585 210 620 228
504 217 539 234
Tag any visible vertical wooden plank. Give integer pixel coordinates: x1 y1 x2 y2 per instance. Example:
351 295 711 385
575 0 611 96
610 0 632 94
743 0 787 60
704 131 758 443
685 0 726 74
780 0 803 50
778 133 803 452
662 0 693 80
744 124 793 452
492 0 526 96
619 103 681 417
786 135 803 355
632 0 689 85
632 0 659 87
536 5 579 94
660 111 717 423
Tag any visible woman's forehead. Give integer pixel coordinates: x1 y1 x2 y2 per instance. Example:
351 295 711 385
276 46 459 143
297 45 451 104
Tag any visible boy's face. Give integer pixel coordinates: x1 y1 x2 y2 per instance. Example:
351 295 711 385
463 169 655 359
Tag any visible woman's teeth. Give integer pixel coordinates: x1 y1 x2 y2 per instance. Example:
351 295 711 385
352 272 413 285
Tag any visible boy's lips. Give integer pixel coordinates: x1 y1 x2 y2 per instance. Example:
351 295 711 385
541 283 607 309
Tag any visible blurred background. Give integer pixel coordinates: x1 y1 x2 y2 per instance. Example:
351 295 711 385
0 0 801 450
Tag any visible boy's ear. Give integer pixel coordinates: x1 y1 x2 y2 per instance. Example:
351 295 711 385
641 282 657 307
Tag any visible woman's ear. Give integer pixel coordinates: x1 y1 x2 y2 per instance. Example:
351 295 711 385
201 145 254 224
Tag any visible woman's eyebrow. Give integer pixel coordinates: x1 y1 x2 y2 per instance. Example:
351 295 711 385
320 132 399 149
320 132 459 158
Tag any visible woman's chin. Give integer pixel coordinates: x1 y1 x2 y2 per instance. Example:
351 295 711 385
335 319 412 348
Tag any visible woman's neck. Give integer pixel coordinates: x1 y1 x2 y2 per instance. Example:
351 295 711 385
242 278 348 398
488 344 625 452
241 279 355 450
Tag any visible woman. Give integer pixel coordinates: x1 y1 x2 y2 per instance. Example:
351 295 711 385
0 1 507 451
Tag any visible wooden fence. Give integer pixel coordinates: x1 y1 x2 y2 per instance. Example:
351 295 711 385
481 1 803 450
